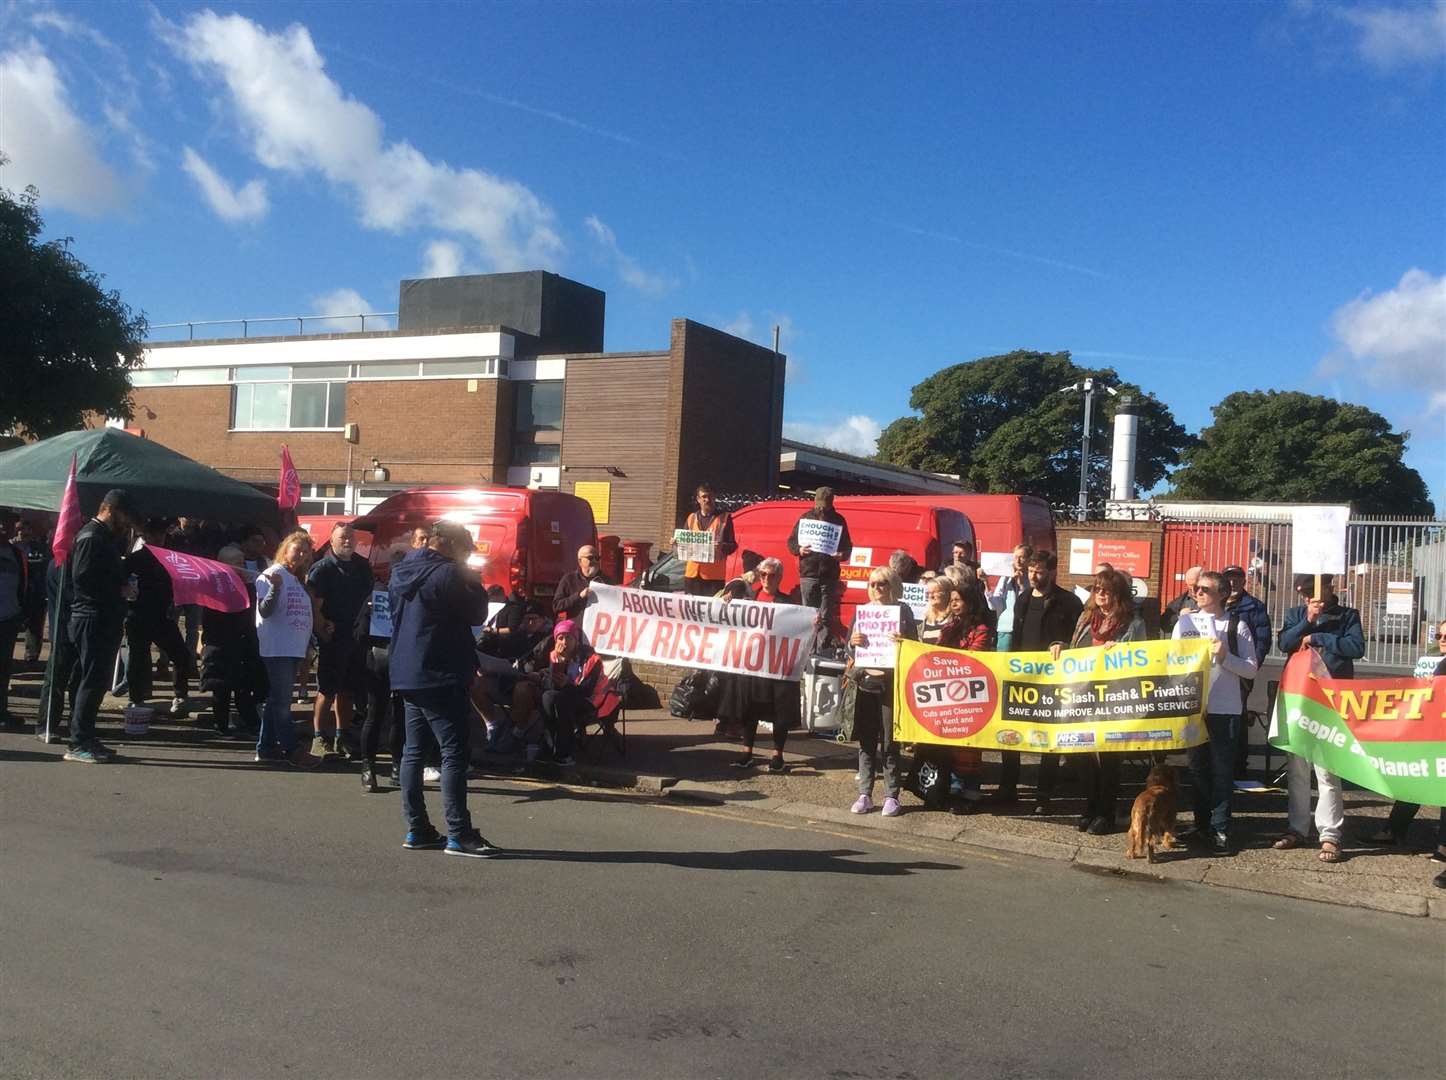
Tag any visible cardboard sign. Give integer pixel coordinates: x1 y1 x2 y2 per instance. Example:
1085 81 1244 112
1414 654 1442 679
673 528 716 564
369 589 392 638
852 603 901 669
1386 581 1413 617
901 582 928 620
979 551 1015 578
1068 537 1151 578
1290 506 1349 575
797 518 842 557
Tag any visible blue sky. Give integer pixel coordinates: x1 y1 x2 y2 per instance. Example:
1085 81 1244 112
3 0 1443 509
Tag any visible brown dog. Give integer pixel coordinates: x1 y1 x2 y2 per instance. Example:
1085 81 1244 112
1125 764 1178 863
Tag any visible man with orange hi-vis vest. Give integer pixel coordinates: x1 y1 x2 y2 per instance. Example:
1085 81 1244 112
681 483 737 596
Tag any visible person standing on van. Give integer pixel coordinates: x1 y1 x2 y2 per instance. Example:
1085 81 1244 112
787 487 853 636
554 545 613 622
682 483 737 596
389 522 497 858
988 544 1032 652
307 523 373 758
991 550 1083 809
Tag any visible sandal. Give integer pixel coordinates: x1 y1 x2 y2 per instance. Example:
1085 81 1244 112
1318 841 1345 863
1272 831 1306 850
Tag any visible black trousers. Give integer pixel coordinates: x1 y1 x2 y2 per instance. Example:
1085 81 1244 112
0 614 22 718
39 601 77 738
69 616 123 749
1077 752 1122 822
125 617 191 704
22 602 45 661
684 577 721 597
361 645 407 767
213 685 260 733
998 750 1063 799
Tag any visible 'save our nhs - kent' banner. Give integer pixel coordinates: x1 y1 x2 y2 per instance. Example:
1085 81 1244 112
581 583 814 682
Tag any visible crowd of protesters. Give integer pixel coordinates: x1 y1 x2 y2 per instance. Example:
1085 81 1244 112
2 483 1443 884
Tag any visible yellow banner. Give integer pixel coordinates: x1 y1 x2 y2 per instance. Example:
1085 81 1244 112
891 638 1214 753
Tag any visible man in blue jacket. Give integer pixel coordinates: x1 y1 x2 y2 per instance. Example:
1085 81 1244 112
1273 573 1365 863
389 521 498 858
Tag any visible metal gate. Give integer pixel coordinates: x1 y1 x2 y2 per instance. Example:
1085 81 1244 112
1161 514 1445 669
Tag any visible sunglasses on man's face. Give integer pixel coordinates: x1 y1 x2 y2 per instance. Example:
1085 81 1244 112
1193 585 1216 595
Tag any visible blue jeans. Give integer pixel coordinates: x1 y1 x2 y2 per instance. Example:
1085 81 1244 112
400 685 473 840
1188 713 1239 836
258 656 301 755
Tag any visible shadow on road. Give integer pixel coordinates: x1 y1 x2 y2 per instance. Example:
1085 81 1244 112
499 846 962 875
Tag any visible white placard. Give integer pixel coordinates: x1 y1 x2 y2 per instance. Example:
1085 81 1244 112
1290 506 1348 575
1385 581 1413 616
369 589 392 638
901 582 928 620
1181 612 1221 643
1068 537 1095 576
797 518 843 557
1413 654 1441 679
979 551 1015 578
852 603 901 669
673 528 716 564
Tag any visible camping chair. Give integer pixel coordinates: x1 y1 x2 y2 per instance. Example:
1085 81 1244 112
578 657 630 759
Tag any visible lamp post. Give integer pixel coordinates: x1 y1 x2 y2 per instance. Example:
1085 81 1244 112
1058 377 1117 521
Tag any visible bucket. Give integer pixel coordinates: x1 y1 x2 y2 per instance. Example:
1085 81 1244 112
123 706 154 735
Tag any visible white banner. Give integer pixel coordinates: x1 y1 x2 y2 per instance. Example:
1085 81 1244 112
582 583 815 682
852 603 901 669
797 518 842 556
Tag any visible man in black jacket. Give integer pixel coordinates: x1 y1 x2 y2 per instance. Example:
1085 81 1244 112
991 550 1084 809
65 489 138 763
786 487 853 636
124 518 192 717
553 544 613 622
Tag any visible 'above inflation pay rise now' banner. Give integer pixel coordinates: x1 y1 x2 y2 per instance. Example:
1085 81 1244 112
892 638 1215 753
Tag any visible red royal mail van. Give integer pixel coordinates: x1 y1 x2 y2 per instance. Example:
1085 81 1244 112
351 486 597 598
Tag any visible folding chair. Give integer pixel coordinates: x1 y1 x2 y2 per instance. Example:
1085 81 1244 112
578 657 629 759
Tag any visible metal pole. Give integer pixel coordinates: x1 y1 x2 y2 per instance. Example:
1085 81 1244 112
1077 379 1094 521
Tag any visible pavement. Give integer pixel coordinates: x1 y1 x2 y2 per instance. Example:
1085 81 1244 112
3 655 1444 921
2 718 1444 1079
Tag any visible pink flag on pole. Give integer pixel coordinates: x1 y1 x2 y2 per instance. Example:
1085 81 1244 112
278 444 301 510
146 545 251 613
51 453 84 565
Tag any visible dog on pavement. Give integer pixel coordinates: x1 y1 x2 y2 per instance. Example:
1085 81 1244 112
1125 763 1178 863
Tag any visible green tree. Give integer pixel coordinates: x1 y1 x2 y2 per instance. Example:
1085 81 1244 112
0 174 146 437
876 350 1191 505
1168 391 1434 516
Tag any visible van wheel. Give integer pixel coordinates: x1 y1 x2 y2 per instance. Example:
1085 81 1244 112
911 754 950 809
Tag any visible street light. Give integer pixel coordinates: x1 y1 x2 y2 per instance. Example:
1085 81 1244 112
1058 377 1118 521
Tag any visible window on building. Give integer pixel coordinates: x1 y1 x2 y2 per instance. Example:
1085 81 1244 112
514 381 564 431
511 441 561 465
421 357 496 377
175 368 229 385
130 369 178 386
355 360 421 378
230 365 346 430
296 484 348 517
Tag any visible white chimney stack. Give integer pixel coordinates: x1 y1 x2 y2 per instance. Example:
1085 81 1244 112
1110 396 1139 501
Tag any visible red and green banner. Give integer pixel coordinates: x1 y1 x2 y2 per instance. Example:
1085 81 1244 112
1269 651 1446 805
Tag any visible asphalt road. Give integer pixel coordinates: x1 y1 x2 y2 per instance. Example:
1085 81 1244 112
2 733 1443 1080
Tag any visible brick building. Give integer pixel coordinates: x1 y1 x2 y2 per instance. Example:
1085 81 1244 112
129 272 786 547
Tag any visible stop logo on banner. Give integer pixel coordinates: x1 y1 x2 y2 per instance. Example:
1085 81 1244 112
904 649 998 740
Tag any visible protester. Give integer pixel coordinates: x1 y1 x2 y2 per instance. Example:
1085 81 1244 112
1274 573 1364 862
0 531 26 727
1222 563 1271 777
255 531 322 768
786 486 853 637
987 544 1032 652
307 523 373 758
889 549 921 585
64 489 138 763
716 557 801 773
681 482 737 597
537 619 614 767
935 576 991 804
1051 568 1148 834
410 526 429 550
952 581 996 650
941 539 980 575
166 516 217 663
16 519 50 664
993 550 1083 809
239 525 269 575
389 521 497 857
554 544 613 622
919 576 962 648
847 566 918 817
200 545 265 737
358 585 406 792
1160 565 1202 634
124 518 193 718
1169 569 1257 854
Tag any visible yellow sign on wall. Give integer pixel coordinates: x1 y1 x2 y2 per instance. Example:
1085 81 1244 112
574 481 611 525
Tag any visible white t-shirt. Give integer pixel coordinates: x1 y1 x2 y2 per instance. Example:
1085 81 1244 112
1172 610 1258 715
255 564 313 658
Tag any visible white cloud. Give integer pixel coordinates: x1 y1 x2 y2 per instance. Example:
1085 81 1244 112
422 238 466 278
583 214 672 296
0 41 120 211
720 310 802 381
722 311 756 339
1334 0 1446 69
180 147 268 223
308 288 392 330
170 11 562 270
783 415 883 458
1328 269 1446 410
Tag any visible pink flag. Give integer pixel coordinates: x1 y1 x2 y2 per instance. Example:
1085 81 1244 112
146 545 251 613
278 444 301 510
51 453 84 565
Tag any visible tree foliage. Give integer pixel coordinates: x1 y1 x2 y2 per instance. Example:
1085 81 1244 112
0 175 146 438
1168 391 1434 516
875 350 1192 505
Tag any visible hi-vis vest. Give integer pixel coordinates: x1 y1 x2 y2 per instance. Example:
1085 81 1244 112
684 511 730 581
